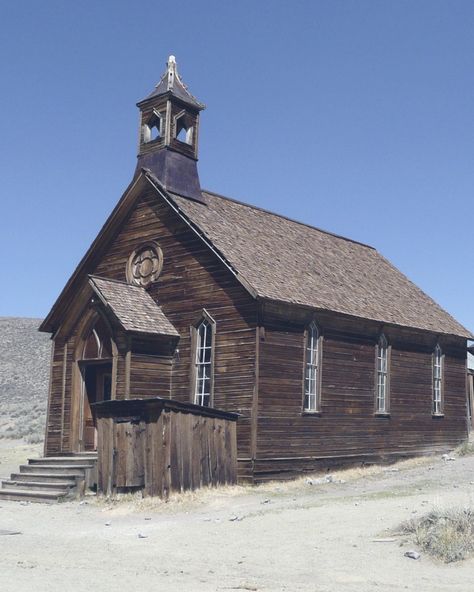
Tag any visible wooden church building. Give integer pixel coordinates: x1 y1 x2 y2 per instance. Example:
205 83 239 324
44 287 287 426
39 56 471 483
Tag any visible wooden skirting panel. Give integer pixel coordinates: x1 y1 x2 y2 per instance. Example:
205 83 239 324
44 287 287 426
251 443 464 483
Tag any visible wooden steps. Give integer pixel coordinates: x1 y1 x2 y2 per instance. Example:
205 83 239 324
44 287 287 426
3 479 77 491
0 454 97 503
0 488 68 504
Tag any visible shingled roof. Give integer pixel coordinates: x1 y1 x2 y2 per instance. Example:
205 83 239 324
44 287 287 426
169 188 470 338
137 55 204 110
89 275 179 337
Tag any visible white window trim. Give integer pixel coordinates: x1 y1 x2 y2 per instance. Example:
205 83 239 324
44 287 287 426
375 334 390 415
433 344 444 416
303 321 322 413
191 311 216 408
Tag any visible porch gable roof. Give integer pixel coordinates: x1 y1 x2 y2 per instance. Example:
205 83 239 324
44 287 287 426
89 275 179 337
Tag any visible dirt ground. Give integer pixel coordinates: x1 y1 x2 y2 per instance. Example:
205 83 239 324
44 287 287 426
1 440 474 592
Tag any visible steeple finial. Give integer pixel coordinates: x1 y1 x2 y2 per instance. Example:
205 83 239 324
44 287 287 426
167 55 177 91
138 55 205 110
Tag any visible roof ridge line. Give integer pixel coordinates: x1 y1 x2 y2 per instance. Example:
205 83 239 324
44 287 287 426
201 188 376 251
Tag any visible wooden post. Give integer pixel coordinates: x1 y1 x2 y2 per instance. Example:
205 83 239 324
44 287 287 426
468 373 474 432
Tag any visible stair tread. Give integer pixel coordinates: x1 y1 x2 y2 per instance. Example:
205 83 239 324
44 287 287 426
22 464 93 468
29 457 97 462
0 488 67 498
4 480 74 488
5 454 96 503
12 472 81 478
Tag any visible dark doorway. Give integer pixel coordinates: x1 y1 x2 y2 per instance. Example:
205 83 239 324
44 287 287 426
81 361 112 451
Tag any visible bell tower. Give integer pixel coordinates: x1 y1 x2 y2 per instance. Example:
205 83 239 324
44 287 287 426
136 56 206 203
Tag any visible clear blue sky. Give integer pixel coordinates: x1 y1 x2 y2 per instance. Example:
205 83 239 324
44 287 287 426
0 1 472 333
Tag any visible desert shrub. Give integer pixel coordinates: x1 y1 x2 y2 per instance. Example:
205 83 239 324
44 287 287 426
400 507 474 563
455 441 474 457
26 432 44 444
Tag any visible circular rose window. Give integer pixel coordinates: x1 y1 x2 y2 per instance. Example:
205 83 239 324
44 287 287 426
126 242 163 288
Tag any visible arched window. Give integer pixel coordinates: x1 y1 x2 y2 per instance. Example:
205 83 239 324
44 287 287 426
433 344 443 415
82 317 112 360
304 321 321 412
193 315 215 407
376 334 389 414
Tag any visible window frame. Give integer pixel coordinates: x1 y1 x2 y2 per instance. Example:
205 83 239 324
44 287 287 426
190 310 216 408
302 320 323 414
374 333 391 416
432 343 444 416
142 109 163 144
174 110 194 146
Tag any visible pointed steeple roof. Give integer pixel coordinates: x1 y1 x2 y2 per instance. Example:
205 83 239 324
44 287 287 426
138 55 205 109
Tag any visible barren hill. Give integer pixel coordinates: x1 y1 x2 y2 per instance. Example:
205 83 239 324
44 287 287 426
0 318 51 442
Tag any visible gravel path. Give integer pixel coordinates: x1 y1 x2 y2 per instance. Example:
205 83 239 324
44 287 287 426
1 442 474 591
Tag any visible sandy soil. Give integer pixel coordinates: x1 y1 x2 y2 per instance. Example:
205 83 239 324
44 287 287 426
0 439 42 480
1 440 474 592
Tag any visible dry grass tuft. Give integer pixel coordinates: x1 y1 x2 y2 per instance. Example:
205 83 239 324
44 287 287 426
94 454 435 514
454 440 474 457
400 507 474 563
94 483 252 514
256 455 432 494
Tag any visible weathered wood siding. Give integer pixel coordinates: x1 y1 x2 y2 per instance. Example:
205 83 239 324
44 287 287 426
45 331 78 455
44 338 63 455
45 187 257 458
44 186 468 482
255 306 468 480
92 188 257 457
96 399 238 497
129 352 173 399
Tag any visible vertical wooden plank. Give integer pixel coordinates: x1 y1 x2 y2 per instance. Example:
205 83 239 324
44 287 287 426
104 417 114 495
156 413 165 497
229 421 238 484
250 326 260 461
224 421 232 484
111 346 118 401
162 411 171 499
98 417 114 496
43 338 55 457
96 415 105 493
121 421 145 488
111 418 117 494
114 423 124 487
124 347 131 400
144 411 163 497
191 415 201 489
169 411 181 491
216 420 226 485
468 374 474 430
143 417 153 497
200 417 210 487
209 418 218 486
177 413 184 492
181 413 192 491
60 343 68 452
143 413 158 496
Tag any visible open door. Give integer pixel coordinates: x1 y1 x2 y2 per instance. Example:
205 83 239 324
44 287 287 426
81 361 112 451
78 316 114 451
